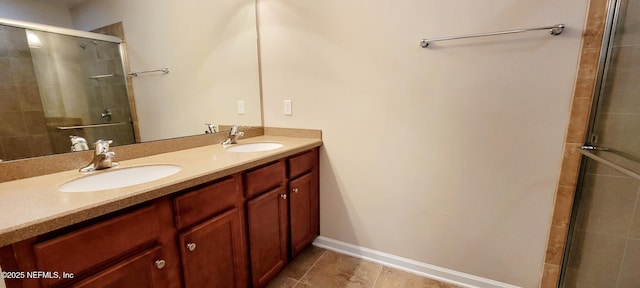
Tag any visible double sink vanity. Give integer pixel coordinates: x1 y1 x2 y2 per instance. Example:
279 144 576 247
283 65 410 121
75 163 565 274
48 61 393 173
0 128 322 288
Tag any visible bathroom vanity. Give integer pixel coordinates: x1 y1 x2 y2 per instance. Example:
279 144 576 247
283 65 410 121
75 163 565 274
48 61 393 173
0 132 321 288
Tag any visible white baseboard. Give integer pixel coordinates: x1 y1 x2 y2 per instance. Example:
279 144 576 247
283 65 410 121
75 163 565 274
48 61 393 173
312 236 521 288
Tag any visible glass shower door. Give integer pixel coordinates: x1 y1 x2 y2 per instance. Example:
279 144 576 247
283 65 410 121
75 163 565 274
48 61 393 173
562 158 640 287
561 0 640 287
27 29 135 154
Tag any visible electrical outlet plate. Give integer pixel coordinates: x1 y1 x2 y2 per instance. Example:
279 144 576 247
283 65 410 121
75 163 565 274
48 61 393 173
284 99 292 115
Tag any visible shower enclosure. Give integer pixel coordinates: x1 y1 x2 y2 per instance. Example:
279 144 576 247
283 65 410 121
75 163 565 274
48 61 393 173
0 20 135 161
560 0 640 287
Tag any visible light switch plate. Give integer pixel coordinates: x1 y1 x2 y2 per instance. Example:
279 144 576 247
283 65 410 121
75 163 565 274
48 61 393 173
284 99 292 116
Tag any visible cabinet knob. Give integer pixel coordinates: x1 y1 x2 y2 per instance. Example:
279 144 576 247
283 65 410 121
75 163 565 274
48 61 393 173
292 188 299 193
155 259 166 269
187 242 197 251
280 194 287 200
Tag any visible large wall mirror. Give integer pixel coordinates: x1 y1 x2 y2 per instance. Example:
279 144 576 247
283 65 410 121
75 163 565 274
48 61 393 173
0 0 261 162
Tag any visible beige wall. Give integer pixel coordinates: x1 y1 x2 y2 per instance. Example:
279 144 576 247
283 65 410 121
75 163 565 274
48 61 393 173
259 1 589 287
0 0 73 28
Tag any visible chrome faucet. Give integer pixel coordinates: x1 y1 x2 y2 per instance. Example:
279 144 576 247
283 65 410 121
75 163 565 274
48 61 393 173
70 135 89 151
205 123 217 134
222 125 244 145
80 140 119 172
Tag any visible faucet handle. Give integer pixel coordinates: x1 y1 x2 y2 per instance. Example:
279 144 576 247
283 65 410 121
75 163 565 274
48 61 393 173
230 125 244 138
94 139 113 154
230 125 241 135
222 125 244 145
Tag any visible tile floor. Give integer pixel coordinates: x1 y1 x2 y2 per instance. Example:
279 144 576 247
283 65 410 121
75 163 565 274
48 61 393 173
266 246 462 288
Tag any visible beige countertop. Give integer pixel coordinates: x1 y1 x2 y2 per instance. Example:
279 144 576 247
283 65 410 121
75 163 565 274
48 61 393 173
0 135 322 247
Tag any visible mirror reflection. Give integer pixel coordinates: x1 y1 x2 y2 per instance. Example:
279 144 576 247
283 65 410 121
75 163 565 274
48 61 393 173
0 0 261 162
1 25 135 160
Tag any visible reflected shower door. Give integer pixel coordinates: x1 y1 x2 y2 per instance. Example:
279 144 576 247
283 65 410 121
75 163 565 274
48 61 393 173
561 0 640 287
27 29 135 153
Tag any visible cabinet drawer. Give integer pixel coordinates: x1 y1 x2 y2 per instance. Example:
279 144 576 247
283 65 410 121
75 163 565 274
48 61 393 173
73 245 167 288
244 161 285 198
33 205 161 287
288 150 316 179
174 177 239 230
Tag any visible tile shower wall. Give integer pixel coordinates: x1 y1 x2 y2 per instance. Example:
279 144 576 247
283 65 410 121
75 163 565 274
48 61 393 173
592 0 640 158
543 0 640 286
91 22 140 143
0 25 52 161
562 1 640 287
563 160 640 287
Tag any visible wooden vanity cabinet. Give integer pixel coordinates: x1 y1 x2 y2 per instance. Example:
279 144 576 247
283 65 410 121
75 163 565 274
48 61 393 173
0 146 320 288
172 177 248 288
245 162 289 288
245 148 320 287
0 200 181 288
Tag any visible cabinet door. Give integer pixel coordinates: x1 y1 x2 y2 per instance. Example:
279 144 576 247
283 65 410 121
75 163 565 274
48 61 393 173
179 208 248 288
289 173 319 257
72 246 167 288
247 186 288 288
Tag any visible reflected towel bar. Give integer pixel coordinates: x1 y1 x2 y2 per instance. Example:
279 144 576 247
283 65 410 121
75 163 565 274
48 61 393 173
420 24 565 48
57 122 126 130
128 68 169 77
88 74 114 79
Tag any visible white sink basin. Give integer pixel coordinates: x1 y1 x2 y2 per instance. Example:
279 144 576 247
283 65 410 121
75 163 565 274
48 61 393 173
59 164 182 192
225 142 284 152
